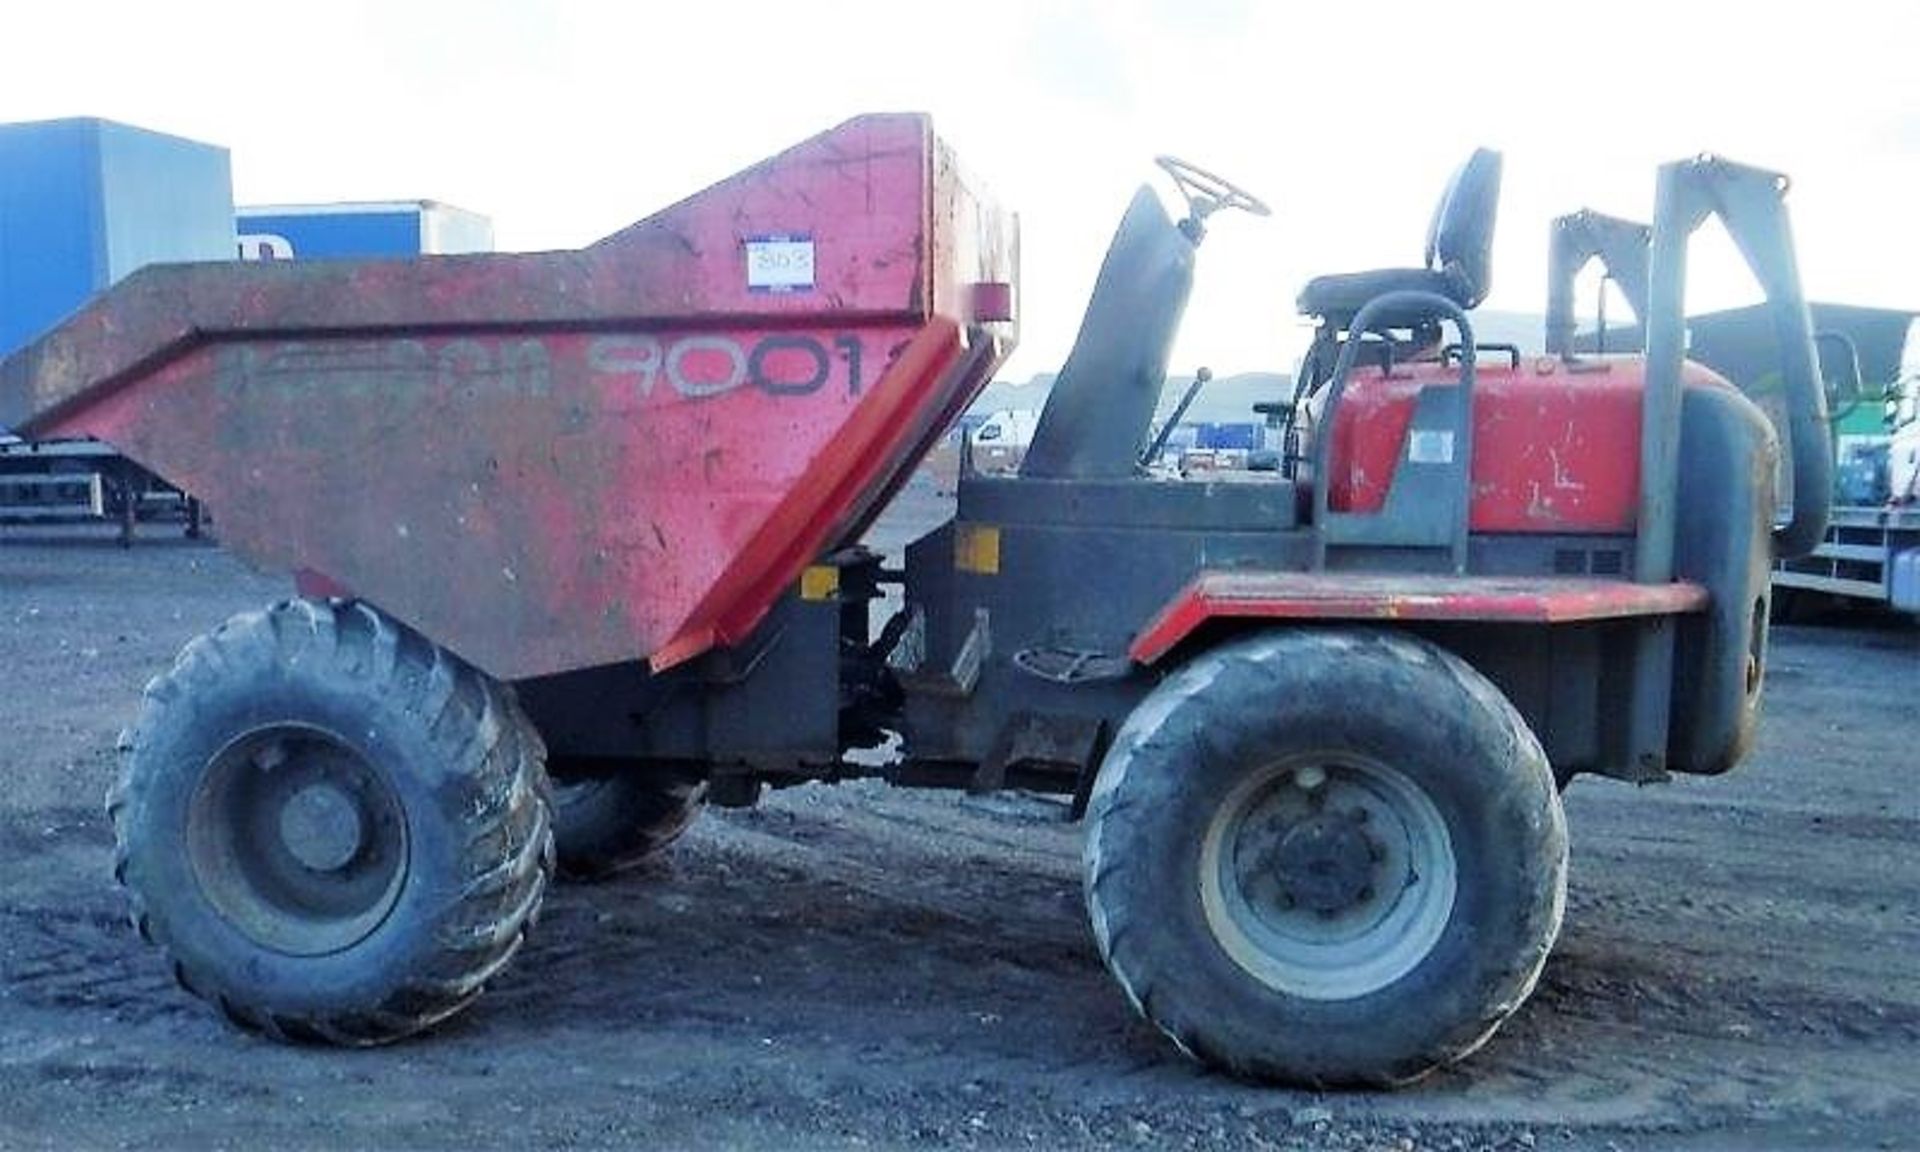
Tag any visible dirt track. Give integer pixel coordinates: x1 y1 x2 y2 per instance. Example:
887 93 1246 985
2 502 1917 1151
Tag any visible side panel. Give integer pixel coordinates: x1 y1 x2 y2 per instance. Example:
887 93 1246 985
57 320 948 681
1323 356 1738 535
900 477 1307 769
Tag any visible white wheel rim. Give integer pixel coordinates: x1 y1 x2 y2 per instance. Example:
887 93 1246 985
1198 751 1457 1001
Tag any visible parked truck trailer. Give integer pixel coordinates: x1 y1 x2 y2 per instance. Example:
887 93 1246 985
1773 322 1920 614
236 200 493 262
0 117 233 537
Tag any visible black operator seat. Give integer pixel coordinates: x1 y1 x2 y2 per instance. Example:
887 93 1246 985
1295 148 1503 330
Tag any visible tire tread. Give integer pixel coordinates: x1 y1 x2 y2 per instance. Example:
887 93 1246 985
1082 627 1568 1087
110 598 553 1047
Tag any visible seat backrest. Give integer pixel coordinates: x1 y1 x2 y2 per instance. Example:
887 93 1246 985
1424 148 1502 308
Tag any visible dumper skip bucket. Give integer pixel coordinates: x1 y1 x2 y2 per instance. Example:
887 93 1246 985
0 114 1019 679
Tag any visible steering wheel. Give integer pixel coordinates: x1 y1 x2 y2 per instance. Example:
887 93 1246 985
1155 155 1272 221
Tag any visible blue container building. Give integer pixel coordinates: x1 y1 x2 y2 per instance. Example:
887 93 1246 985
0 118 234 359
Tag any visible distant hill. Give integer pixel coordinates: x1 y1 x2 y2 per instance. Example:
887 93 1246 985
967 373 1056 416
967 310 1547 423
1465 310 1546 355
1573 301 1916 385
1163 371 1293 424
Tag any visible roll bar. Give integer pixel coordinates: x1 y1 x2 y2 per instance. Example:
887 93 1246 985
1639 156 1830 569
1546 159 1833 566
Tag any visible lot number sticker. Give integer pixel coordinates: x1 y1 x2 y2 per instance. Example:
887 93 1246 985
746 235 815 293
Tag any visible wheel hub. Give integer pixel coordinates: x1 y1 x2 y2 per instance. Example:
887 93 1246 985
279 782 366 872
1273 812 1379 914
188 726 408 957
1200 753 1458 1001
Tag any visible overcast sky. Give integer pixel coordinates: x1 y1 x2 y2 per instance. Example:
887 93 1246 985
4 1 1916 380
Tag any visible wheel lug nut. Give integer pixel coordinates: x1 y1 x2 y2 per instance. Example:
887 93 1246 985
1293 765 1327 792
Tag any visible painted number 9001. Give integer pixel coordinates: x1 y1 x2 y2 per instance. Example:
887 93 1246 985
588 333 866 401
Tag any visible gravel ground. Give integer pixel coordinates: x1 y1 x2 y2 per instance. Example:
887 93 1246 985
1 501 1916 1151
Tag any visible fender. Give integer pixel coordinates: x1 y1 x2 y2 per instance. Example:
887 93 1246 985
1129 570 1707 665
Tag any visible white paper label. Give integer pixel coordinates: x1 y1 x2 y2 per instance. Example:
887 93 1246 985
746 235 815 292
1408 429 1455 464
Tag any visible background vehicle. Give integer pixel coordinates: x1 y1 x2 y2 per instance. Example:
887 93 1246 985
966 407 1039 474
0 121 498 541
1769 319 1920 615
235 200 493 261
0 116 1830 1086
0 118 231 539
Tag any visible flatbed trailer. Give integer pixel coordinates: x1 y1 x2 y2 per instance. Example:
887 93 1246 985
0 435 196 540
1773 503 1920 613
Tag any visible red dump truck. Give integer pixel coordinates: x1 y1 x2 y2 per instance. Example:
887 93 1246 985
0 115 1830 1086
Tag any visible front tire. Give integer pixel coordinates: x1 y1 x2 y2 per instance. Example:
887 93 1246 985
1083 628 1567 1086
109 599 554 1045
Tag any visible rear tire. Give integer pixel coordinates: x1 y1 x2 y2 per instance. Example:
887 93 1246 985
109 599 553 1045
1083 628 1566 1086
548 759 705 881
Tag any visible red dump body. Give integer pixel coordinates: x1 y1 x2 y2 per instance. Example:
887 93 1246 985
0 114 1018 680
